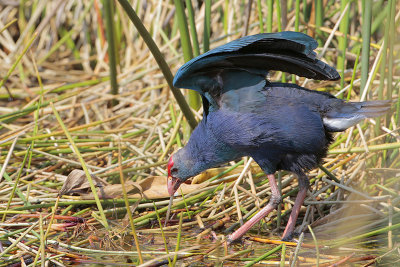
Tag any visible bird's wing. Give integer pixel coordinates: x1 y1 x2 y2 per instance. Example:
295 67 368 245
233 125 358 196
173 31 340 94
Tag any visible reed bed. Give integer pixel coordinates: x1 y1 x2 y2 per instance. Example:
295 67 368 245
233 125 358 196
0 0 399 266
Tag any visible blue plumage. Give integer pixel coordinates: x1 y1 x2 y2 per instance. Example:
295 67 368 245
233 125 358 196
167 31 391 242
173 31 340 94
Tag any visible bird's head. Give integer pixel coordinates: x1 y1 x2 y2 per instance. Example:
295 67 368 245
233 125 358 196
167 147 202 196
167 155 182 196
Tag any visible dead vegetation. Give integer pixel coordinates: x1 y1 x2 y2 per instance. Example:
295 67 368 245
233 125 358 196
0 0 399 266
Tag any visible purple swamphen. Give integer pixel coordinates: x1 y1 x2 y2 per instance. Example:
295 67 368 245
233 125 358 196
167 31 390 242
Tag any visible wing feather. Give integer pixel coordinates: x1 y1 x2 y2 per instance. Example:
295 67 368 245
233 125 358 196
173 31 340 93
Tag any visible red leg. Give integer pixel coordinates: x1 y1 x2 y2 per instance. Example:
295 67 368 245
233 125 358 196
281 175 309 241
227 174 281 244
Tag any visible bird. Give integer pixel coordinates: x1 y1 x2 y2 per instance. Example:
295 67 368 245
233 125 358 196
166 31 391 243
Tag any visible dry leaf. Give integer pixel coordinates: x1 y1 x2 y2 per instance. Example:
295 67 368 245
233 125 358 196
138 176 208 198
59 169 109 196
82 180 143 199
61 170 208 200
84 176 208 199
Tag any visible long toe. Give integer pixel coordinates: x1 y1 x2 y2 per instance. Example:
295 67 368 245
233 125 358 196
226 234 246 245
226 234 235 245
281 232 294 242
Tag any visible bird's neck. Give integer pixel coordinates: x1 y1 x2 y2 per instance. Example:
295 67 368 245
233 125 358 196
180 120 240 178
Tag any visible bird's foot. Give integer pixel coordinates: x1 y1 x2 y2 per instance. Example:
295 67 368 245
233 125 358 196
226 234 246 246
281 232 294 242
281 230 302 242
210 231 219 242
226 234 234 246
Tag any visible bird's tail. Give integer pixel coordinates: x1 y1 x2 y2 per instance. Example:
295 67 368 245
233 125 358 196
351 100 393 117
323 100 392 132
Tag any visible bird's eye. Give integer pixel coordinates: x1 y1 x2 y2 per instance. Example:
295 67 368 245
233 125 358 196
171 167 178 174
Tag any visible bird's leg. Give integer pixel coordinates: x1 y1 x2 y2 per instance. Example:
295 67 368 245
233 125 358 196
281 174 309 241
227 174 281 244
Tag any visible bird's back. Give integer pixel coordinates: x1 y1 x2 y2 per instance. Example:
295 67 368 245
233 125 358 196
208 82 332 156
207 81 390 174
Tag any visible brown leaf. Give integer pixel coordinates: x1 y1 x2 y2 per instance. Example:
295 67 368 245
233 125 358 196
59 170 109 196
61 170 208 200
82 180 143 199
83 176 208 199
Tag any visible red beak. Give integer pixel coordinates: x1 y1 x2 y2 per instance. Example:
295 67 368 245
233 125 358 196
167 176 182 196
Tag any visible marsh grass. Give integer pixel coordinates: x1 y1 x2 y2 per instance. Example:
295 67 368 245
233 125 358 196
0 0 399 266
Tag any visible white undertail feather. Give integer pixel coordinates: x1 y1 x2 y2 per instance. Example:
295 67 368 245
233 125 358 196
323 116 364 131
323 100 391 132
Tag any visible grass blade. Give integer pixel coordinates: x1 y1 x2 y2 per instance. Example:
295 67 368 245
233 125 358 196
360 0 373 96
103 0 119 106
117 0 197 129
